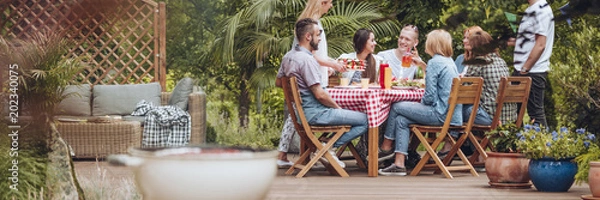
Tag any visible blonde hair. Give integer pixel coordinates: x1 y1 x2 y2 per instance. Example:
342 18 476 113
298 0 328 20
425 29 453 57
463 26 484 60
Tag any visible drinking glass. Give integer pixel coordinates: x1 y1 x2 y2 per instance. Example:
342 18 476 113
402 54 412 68
360 78 369 89
340 78 350 86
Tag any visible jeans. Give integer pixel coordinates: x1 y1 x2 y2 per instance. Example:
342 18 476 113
384 101 443 155
308 108 368 148
512 71 547 127
463 105 492 125
447 105 493 138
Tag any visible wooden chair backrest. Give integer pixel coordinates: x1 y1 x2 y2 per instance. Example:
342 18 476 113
443 77 484 133
281 76 304 136
281 76 324 151
286 77 316 135
488 77 532 129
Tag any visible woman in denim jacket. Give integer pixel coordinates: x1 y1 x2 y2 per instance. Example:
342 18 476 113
378 29 461 176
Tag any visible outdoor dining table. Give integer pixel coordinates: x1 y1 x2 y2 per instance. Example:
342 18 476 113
328 87 424 177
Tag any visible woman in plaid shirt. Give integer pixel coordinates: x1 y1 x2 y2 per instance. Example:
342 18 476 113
462 30 517 126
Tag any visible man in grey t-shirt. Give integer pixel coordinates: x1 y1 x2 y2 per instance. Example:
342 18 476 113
275 18 368 168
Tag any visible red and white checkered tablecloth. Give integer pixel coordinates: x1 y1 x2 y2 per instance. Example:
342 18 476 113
328 88 424 128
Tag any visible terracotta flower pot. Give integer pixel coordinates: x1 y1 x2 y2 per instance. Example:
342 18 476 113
589 161 600 197
485 152 531 188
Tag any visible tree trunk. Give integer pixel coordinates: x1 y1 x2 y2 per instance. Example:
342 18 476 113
46 122 84 200
238 79 250 128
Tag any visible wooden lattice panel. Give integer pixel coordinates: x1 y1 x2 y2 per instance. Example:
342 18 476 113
0 0 166 88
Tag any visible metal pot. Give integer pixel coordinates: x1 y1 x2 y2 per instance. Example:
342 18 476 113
108 146 277 200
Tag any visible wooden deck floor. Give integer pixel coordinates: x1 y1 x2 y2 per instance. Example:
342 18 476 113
74 158 590 200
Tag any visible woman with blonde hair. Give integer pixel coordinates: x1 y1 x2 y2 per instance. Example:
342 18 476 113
296 0 344 82
378 29 461 176
276 0 345 168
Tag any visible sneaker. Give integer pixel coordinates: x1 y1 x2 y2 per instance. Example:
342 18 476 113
378 148 395 162
405 150 421 169
475 166 486 172
366 148 395 162
311 161 326 170
437 150 449 160
313 147 345 168
437 150 461 160
277 160 294 168
378 163 407 176
429 151 457 163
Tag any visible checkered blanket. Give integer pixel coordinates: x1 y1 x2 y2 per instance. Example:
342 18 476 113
132 100 191 148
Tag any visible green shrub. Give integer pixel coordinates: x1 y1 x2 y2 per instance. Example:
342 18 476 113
0 124 48 200
206 101 281 149
575 145 600 184
551 19 600 134
205 125 217 143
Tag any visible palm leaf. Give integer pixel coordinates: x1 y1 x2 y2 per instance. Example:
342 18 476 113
217 0 400 99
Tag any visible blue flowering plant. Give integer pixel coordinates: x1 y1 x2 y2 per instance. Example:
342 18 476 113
516 125 597 160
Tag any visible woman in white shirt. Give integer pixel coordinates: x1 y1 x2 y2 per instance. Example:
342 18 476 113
338 28 380 85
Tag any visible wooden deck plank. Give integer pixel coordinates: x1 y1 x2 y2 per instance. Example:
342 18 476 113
269 168 589 199
74 159 590 200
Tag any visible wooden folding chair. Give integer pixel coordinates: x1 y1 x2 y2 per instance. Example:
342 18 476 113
318 133 366 168
409 77 483 179
467 77 532 166
281 76 358 177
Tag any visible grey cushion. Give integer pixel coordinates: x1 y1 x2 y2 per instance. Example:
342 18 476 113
92 82 161 116
56 84 92 116
168 77 195 111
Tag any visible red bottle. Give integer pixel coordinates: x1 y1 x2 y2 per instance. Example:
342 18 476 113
379 61 389 89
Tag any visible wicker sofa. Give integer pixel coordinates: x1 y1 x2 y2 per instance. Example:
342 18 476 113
54 80 206 158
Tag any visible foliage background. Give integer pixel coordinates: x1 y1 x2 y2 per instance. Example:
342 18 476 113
144 0 600 147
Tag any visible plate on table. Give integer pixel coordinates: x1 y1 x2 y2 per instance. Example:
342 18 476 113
333 85 361 89
368 85 381 89
392 86 419 90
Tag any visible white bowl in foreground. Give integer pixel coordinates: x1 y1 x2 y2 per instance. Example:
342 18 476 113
108 146 277 200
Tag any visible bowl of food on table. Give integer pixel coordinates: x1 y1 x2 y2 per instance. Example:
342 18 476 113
391 78 425 90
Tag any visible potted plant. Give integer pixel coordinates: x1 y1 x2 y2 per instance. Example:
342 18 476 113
484 123 531 188
2 33 86 199
575 141 600 198
517 125 596 192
